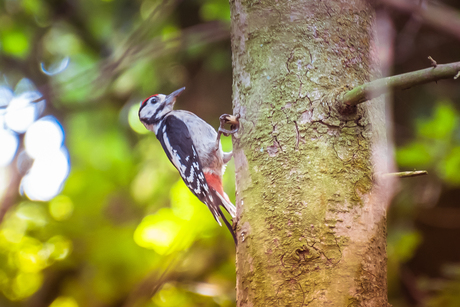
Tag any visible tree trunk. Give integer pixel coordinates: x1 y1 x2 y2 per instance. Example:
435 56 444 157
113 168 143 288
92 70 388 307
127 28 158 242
230 0 391 306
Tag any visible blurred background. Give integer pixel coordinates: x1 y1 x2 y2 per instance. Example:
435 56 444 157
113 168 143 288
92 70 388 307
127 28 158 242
0 0 460 306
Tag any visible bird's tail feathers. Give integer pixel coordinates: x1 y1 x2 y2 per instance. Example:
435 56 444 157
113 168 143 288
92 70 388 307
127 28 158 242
207 189 237 245
219 207 237 244
208 203 222 226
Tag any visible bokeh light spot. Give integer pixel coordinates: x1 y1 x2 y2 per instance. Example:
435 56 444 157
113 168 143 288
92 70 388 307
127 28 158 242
128 103 149 134
25 116 64 159
49 195 74 221
4 93 40 133
161 25 180 42
0 86 13 106
22 148 70 201
0 216 27 244
130 164 157 202
0 128 19 166
15 237 48 273
10 272 43 301
44 29 83 56
193 282 221 297
14 78 37 94
40 57 70 76
134 210 181 255
50 296 79 307
200 1 231 21
2 31 30 58
152 283 188 306
48 235 72 261
15 202 48 228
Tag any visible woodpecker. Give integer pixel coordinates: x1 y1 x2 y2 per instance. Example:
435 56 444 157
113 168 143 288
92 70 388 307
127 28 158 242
138 87 238 244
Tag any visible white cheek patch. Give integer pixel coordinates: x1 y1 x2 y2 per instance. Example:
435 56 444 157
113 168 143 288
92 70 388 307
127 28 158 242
140 108 152 120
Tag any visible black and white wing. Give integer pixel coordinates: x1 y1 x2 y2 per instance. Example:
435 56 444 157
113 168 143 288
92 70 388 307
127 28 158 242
156 115 236 242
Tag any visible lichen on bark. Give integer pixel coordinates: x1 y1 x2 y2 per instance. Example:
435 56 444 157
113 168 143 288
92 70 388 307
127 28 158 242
230 0 391 306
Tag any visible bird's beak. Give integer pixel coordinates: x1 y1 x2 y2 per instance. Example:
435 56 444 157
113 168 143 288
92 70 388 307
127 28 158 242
165 87 186 106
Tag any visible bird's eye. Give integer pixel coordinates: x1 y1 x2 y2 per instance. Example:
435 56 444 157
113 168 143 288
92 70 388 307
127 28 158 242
141 94 159 107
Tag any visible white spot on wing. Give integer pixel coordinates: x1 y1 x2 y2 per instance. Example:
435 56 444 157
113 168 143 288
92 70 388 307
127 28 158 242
187 167 194 182
163 132 186 175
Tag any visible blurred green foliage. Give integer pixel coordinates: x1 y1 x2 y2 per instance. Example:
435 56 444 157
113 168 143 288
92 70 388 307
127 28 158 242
426 264 460 307
396 101 460 185
389 100 460 306
0 0 235 306
2 0 460 306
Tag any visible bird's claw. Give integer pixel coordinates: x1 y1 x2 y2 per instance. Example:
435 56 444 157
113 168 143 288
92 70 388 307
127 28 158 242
218 114 239 136
215 114 240 150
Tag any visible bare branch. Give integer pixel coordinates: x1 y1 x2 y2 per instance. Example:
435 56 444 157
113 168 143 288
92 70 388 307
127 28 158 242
379 0 460 41
0 168 21 223
383 170 428 178
339 61 460 106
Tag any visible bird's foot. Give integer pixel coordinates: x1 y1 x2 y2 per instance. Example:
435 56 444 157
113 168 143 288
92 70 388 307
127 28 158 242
219 114 239 136
215 114 240 151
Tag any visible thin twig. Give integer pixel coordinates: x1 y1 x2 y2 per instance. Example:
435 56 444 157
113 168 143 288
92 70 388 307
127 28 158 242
428 56 437 68
0 167 21 223
383 170 428 178
339 61 460 106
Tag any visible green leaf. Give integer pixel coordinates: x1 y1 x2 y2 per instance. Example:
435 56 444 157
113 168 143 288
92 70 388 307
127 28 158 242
396 141 432 167
417 102 458 140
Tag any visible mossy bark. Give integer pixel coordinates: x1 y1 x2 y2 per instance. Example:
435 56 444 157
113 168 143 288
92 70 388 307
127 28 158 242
230 0 391 306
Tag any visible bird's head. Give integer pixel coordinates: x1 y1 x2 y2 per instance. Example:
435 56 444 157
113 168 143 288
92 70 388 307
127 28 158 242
138 87 185 132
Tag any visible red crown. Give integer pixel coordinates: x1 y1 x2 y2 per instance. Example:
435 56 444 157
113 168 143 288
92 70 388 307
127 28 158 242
141 94 158 106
